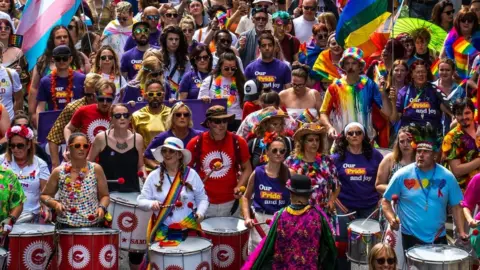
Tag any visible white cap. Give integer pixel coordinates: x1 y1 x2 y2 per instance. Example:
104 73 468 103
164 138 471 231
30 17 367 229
244 80 260 101
252 0 273 4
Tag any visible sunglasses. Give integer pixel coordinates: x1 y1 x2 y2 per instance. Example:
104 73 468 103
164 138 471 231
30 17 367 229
54 56 70 62
175 112 191 118
146 15 160 21
97 97 114 103
134 28 150 35
444 10 454 15
317 34 328 39
67 25 76 30
254 16 268 22
347 130 363 137
223 66 237 72
218 38 232 44
113 113 130 119
303 5 316 11
161 148 177 154
70 143 90 150
292 83 305 88
183 28 194 34
100 55 114 61
147 92 163 97
210 118 229 124
9 143 25 150
195 55 210 62
271 148 286 155
165 13 179 18
117 17 129 22
461 18 474 23
376 257 395 265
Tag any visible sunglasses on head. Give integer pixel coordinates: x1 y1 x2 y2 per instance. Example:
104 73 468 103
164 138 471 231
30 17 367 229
210 118 229 124
9 143 25 150
271 148 286 155
161 148 177 154
375 257 395 265
54 56 70 62
70 143 90 150
195 55 210 62
113 113 130 119
165 13 179 18
147 92 163 97
146 15 160 21
100 55 114 61
97 97 114 103
347 130 363 136
223 66 237 72
134 28 150 35
175 112 191 118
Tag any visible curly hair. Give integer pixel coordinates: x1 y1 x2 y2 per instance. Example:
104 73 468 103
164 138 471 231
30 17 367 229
332 130 373 161
160 25 189 74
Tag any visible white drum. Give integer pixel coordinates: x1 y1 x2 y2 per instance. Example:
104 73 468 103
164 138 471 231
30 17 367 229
108 192 152 252
0 248 6 269
149 237 212 270
406 245 471 270
347 219 382 264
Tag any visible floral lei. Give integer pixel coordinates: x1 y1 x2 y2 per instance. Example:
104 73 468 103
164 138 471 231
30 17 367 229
289 153 325 185
64 163 88 203
50 68 74 110
214 75 237 108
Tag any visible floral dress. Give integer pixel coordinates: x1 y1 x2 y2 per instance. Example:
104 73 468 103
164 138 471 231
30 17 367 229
0 167 25 221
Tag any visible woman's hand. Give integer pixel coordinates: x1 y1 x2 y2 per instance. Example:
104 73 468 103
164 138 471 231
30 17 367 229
95 207 105 220
151 201 161 211
200 96 211 103
326 200 335 213
195 213 204 223
468 219 479 228
244 218 254 228
53 202 66 216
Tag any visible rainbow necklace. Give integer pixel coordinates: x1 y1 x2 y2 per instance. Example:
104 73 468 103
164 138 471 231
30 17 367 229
214 75 237 108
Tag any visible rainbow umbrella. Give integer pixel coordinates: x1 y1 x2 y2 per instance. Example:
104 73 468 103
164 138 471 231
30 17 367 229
393 18 447 53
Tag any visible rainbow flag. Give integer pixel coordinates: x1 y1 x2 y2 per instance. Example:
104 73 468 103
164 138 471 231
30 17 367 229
453 37 478 79
16 0 81 71
169 78 180 99
312 49 341 82
297 109 317 124
431 59 440 78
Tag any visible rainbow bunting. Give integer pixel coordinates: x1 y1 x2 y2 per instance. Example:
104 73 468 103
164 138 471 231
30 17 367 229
431 59 439 78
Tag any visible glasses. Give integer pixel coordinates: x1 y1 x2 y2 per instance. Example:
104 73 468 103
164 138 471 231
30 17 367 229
9 143 25 150
97 97 113 103
317 34 328 40
0 25 10 31
113 113 130 119
254 16 268 22
303 5 316 11
461 18 474 23
210 118 229 124
375 257 395 265
183 28 194 34
54 56 69 62
134 28 150 35
100 55 114 61
146 15 160 21
443 10 454 15
67 25 76 30
70 143 90 150
271 148 286 155
161 148 177 154
147 92 163 97
165 13 179 18
292 83 305 88
223 66 237 72
347 130 363 137
175 112 191 118
195 55 210 62
117 17 129 22
218 38 232 44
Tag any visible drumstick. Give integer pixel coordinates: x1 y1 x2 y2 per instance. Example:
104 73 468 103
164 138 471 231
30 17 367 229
107 178 126 184
253 219 272 226
391 194 400 224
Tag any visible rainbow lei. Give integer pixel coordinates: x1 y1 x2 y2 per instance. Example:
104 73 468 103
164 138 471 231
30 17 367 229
289 153 325 183
64 163 88 202
336 75 368 92
214 75 237 108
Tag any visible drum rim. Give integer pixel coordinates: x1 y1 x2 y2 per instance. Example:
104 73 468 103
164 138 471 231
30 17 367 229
405 244 471 264
110 192 141 207
10 224 55 236
201 216 248 235
149 236 213 255
58 228 121 235
348 218 381 235
346 254 368 264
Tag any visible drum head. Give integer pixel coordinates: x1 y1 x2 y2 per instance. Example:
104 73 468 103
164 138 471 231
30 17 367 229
201 217 247 234
58 227 120 235
110 192 140 206
406 245 469 262
150 237 212 255
10 224 55 236
0 248 6 257
349 219 381 234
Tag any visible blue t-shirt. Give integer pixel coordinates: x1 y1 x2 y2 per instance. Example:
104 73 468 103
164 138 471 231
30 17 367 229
244 59 291 92
332 149 383 210
252 165 290 214
179 70 209 99
396 84 443 129
144 129 202 160
36 71 86 111
123 30 161 52
121 46 159 81
384 163 463 243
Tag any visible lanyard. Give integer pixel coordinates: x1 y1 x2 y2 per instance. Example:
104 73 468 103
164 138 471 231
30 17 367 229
414 165 436 211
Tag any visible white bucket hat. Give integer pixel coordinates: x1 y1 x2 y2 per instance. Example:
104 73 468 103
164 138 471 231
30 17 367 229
152 137 192 164
0 12 15 34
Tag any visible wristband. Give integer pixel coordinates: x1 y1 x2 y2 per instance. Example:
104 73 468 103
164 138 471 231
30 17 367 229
98 204 107 213
8 215 16 224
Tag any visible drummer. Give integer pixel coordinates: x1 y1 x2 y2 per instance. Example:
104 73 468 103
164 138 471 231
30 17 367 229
0 125 50 223
137 137 208 267
41 132 110 228
382 125 468 250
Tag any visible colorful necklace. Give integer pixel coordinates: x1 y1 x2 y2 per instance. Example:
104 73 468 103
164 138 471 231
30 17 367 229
50 68 74 110
214 75 237 108
289 153 324 184
64 163 88 203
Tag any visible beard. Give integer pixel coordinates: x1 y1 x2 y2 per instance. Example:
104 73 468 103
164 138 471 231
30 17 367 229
136 38 149 46
149 100 160 108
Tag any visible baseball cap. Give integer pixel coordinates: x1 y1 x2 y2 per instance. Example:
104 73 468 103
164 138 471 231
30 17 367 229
53 45 71 56
244 79 261 101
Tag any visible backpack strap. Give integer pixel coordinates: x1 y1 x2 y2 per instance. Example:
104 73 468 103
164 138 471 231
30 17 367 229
5 68 13 87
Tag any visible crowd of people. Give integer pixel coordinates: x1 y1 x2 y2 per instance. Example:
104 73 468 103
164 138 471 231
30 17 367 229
2 0 480 269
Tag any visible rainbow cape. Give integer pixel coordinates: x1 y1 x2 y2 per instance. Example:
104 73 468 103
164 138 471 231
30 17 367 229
312 49 341 82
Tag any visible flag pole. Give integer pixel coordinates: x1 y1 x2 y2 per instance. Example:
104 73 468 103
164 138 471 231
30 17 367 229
80 0 93 55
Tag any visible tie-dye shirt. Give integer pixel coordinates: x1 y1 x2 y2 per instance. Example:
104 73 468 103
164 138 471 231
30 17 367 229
320 75 382 132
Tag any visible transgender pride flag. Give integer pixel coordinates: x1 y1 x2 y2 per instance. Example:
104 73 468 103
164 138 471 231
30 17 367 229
17 0 81 71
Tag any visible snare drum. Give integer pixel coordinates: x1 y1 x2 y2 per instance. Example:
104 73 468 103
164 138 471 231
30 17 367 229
149 237 212 270
108 192 152 252
201 217 249 270
8 224 56 270
347 219 382 264
57 227 119 269
406 245 471 270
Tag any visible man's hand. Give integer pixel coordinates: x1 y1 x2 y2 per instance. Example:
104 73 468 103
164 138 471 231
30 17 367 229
388 216 400 231
327 126 338 139
238 36 247 49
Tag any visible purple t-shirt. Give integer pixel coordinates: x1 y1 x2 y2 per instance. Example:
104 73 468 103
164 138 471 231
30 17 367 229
252 165 290 214
179 70 209 99
332 149 383 210
396 84 443 128
121 46 159 81
144 129 202 160
36 71 86 111
244 59 291 92
123 30 161 52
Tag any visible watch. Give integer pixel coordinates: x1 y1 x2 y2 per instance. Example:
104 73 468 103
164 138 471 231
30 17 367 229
98 204 107 213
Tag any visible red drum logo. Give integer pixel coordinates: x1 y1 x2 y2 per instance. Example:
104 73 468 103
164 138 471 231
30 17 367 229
117 211 138 232
68 245 90 269
165 265 183 270
99 244 117 268
23 241 52 270
213 244 234 268
196 261 210 270
151 263 160 270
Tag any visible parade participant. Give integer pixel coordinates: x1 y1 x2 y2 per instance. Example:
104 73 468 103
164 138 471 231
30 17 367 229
0 46 22 120
383 124 468 250
397 33 419 66
121 22 158 81
311 32 343 86
36 45 86 117
332 122 383 268
272 11 300 64
472 0 480 23
461 172 480 258
80 32 101 65
212 30 245 72
124 6 161 52
63 79 113 144
198 50 245 130
161 25 190 100
245 31 292 92
238 7 269 69
0 0 18 27
68 16 84 49
320 48 391 140
144 102 201 169
88 103 145 192
376 126 415 195
412 28 437 68
431 0 454 32
293 0 318 43
92 45 127 99
243 174 336 269
317 12 337 34
248 107 292 168
242 79 264 119
242 133 290 253
444 8 479 62
235 0 273 35
442 98 480 190
186 105 252 217
286 122 339 210
386 60 409 122
193 5 237 47
0 161 24 241
160 6 179 29
132 79 171 169
179 44 212 100
47 73 101 169
180 16 199 53
368 243 397 270
0 126 49 223
41 132 110 228
188 0 209 29
226 0 248 34
122 55 164 103
280 63 322 122
101 1 135 57
393 60 452 132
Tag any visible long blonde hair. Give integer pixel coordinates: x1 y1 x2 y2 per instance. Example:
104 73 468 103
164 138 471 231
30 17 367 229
135 56 163 88
368 243 397 270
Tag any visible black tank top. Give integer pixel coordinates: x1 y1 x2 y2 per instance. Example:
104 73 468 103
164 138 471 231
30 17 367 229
98 131 140 192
